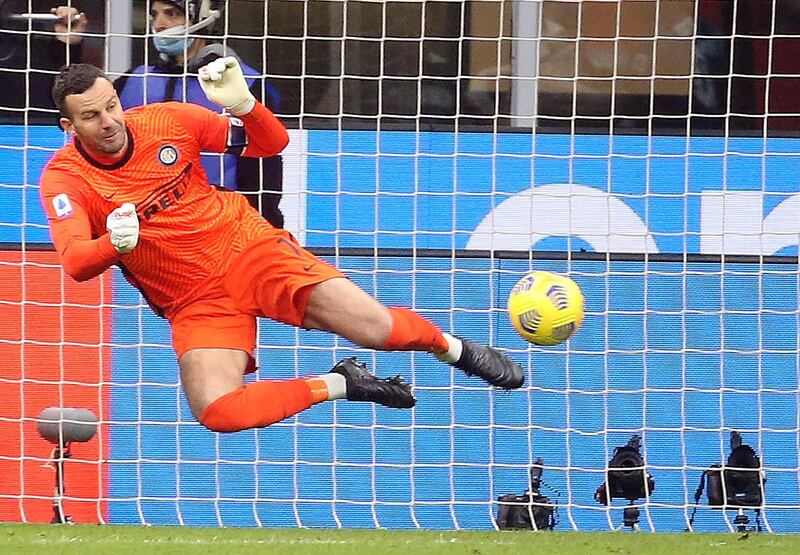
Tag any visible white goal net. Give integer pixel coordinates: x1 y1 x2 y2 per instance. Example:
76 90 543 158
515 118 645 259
0 0 798 533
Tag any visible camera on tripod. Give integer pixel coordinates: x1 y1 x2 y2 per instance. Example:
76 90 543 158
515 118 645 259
689 431 766 532
496 458 557 531
595 434 655 530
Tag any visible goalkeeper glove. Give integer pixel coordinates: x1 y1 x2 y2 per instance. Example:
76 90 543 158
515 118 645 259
106 203 139 254
197 56 256 116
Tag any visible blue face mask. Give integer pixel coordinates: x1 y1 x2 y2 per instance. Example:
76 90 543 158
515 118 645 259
152 25 195 58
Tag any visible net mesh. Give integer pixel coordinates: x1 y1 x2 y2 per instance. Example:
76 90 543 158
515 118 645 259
0 0 798 532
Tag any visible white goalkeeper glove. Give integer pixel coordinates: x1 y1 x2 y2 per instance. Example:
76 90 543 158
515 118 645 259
197 56 256 116
106 203 139 254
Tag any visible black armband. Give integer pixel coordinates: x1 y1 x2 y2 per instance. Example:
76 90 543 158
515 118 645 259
226 116 248 155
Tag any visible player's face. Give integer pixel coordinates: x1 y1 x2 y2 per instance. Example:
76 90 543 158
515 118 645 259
150 1 187 32
61 77 128 158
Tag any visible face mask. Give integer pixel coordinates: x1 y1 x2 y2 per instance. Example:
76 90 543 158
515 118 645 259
152 25 195 58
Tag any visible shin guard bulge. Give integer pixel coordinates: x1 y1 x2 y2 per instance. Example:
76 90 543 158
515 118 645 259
381 307 449 353
199 378 315 432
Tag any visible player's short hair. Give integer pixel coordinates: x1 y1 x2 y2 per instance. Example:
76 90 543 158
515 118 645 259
52 64 112 119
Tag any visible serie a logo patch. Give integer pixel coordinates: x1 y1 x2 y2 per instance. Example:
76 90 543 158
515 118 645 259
52 193 73 219
158 145 179 166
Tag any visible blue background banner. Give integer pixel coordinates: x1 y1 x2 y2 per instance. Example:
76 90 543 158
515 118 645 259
4 126 800 254
1 126 799 531
108 257 800 532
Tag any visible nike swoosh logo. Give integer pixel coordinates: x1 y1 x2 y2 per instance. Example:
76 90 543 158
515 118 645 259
304 263 316 271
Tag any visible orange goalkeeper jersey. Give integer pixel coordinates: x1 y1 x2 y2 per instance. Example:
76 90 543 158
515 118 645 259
39 101 289 316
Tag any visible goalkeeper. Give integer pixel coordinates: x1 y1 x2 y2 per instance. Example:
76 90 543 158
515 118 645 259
39 62 524 433
113 0 285 229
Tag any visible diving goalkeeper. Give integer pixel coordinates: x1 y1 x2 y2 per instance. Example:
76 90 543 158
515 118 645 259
38 61 524 433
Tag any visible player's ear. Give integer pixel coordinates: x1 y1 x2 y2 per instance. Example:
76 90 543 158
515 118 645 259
59 117 75 136
57 99 74 134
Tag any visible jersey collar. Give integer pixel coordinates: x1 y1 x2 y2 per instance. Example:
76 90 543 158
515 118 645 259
75 126 135 171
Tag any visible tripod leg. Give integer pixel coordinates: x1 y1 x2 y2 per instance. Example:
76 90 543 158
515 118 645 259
50 444 73 524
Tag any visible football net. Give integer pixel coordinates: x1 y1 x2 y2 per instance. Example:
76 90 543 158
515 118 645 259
0 0 798 532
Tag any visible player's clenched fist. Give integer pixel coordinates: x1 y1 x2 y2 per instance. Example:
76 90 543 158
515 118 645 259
197 56 256 117
106 203 139 254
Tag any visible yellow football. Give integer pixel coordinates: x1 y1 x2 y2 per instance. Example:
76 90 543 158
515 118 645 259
508 271 585 346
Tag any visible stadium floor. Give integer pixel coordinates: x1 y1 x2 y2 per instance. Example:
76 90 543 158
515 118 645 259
1 524 799 554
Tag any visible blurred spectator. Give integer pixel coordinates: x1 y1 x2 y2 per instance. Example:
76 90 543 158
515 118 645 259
0 5 87 123
114 0 284 228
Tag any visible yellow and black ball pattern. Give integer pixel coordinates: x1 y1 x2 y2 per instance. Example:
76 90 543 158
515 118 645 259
507 271 584 346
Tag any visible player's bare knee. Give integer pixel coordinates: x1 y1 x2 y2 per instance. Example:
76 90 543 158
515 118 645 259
178 348 248 422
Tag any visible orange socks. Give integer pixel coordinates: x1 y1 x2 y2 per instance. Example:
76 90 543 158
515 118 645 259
381 307 449 353
198 307 449 433
199 378 318 433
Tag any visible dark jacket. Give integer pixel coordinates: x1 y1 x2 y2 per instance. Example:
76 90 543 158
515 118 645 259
0 34 83 124
114 45 284 228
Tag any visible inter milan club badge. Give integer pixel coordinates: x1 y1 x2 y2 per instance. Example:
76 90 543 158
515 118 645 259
158 145 179 166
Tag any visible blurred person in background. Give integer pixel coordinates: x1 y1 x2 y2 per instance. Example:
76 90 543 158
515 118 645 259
0 5 88 123
114 0 284 228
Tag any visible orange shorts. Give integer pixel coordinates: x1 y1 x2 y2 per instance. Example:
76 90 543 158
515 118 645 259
169 229 344 362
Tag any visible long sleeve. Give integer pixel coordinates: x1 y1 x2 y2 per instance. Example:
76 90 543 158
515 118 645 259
238 102 290 158
39 169 120 282
38 35 83 69
162 100 289 158
235 78 286 227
